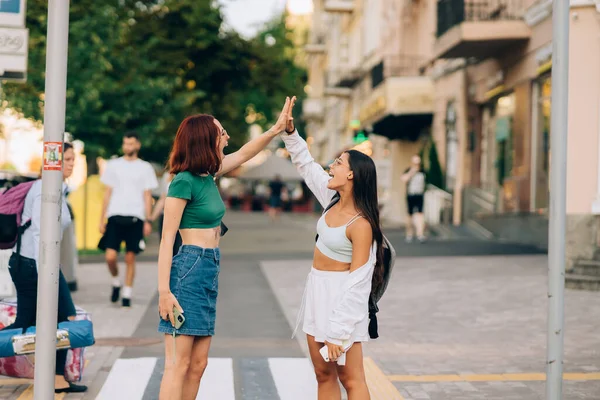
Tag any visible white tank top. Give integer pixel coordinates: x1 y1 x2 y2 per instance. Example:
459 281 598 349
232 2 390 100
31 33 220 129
315 209 363 263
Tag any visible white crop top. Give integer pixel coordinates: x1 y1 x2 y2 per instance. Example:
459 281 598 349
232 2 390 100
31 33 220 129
315 209 363 263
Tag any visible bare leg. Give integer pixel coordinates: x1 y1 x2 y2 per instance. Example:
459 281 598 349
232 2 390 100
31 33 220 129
159 334 195 400
307 334 341 400
406 213 414 241
414 212 426 239
124 252 136 288
182 336 212 400
105 249 119 277
337 343 370 400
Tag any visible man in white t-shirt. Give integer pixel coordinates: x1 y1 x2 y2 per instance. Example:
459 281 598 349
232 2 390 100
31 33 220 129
99 132 158 307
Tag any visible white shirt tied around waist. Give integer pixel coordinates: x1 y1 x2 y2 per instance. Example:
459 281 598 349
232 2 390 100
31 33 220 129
101 157 159 221
282 131 376 346
16 180 72 265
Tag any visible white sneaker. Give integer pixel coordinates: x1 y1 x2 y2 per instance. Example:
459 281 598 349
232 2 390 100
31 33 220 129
418 236 427 243
405 236 414 243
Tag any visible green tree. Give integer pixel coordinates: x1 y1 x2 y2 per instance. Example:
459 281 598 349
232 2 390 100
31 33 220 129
427 139 444 189
1 1 307 164
1 1 174 163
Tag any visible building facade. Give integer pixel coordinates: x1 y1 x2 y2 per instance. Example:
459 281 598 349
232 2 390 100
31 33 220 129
303 0 600 271
304 0 438 225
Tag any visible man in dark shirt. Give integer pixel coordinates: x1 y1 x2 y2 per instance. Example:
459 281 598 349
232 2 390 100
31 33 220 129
268 174 284 221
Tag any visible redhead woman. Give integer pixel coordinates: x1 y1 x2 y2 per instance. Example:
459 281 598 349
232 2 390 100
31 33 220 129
283 97 385 399
157 98 293 399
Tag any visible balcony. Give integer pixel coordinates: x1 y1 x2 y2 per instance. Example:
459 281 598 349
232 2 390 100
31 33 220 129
358 57 434 141
324 68 362 97
434 0 530 59
305 32 326 54
324 0 355 13
371 55 426 89
302 98 325 121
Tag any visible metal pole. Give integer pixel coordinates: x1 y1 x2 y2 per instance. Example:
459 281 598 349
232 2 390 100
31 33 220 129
34 1 70 399
546 0 569 399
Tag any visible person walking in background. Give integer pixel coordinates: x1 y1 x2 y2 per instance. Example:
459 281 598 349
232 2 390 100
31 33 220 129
157 98 293 400
151 173 183 256
99 132 159 307
401 155 427 243
1 143 87 393
268 174 284 221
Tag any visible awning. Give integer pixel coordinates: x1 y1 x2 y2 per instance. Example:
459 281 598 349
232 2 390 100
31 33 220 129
238 154 303 182
359 76 434 140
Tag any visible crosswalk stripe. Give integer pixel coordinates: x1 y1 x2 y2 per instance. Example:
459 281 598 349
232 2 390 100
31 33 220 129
268 358 317 400
95 356 401 399
196 358 235 400
96 357 157 400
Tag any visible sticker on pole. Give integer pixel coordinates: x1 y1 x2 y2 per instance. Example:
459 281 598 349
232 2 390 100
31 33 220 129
43 142 63 171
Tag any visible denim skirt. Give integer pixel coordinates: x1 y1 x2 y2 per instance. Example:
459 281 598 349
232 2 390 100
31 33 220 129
158 245 220 336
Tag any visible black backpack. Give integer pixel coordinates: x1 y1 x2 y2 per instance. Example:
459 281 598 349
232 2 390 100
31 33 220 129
316 196 396 339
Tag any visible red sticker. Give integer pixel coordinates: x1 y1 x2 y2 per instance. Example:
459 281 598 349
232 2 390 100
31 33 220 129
43 142 63 171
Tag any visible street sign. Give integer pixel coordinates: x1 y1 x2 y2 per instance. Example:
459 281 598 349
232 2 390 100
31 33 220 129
0 26 28 81
0 0 26 28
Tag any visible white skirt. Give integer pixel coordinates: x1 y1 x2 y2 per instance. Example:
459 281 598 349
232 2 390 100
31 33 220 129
294 267 369 344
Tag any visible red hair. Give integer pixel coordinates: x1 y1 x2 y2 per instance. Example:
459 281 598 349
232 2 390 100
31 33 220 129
169 114 222 175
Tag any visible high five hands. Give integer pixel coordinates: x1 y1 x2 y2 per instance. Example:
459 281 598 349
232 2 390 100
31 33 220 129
272 96 297 135
285 96 297 134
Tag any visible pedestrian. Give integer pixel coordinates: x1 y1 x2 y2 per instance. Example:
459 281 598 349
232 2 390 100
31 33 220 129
268 174 284 221
98 132 159 307
1 142 87 393
157 97 293 400
282 97 385 400
151 173 183 256
401 155 427 243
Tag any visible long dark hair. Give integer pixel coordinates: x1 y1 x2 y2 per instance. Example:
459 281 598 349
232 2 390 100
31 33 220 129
345 150 385 290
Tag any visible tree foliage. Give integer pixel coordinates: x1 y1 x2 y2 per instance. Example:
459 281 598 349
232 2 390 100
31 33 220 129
1 1 306 164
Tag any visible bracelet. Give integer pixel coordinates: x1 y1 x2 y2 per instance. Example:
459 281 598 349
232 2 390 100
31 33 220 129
285 128 295 134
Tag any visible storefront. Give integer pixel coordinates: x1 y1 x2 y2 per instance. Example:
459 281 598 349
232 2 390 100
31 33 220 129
531 73 551 212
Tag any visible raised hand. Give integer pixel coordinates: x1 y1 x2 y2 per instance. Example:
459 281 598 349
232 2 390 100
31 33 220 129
285 96 297 134
272 97 291 134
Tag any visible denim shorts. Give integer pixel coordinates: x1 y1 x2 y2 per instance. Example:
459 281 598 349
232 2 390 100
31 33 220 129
158 245 220 336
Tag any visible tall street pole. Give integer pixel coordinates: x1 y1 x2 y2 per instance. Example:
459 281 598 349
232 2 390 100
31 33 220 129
546 0 569 399
34 1 70 398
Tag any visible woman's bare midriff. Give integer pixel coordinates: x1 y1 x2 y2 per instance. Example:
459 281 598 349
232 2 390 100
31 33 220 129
179 227 222 249
313 247 351 272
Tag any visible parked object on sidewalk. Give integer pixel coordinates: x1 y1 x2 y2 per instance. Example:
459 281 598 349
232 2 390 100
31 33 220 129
0 301 92 382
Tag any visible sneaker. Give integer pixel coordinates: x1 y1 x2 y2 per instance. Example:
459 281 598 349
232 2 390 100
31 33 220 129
418 235 427 243
122 298 131 308
111 286 121 303
405 236 414 243
55 383 88 393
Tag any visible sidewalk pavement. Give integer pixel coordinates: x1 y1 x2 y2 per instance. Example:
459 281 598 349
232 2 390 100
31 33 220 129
262 254 600 399
1 211 598 399
0 259 159 399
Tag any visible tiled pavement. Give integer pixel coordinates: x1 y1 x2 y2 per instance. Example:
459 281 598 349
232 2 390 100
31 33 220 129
262 254 600 399
2 212 599 399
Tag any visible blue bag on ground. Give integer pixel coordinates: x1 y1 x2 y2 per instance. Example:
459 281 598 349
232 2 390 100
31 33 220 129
0 320 94 357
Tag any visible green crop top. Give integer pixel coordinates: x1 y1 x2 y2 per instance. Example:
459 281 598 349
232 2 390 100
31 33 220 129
167 171 226 229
